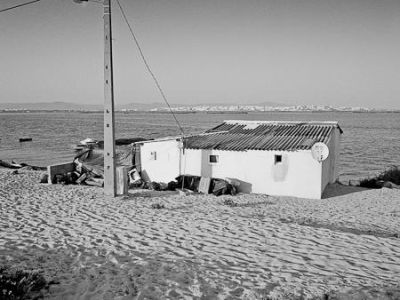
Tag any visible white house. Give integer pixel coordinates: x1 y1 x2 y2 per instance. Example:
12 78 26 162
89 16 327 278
133 120 343 199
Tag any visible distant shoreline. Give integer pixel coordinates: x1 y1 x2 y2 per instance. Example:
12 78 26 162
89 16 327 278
1 110 400 114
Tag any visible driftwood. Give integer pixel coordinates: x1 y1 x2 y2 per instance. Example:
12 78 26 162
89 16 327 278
0 160 45 170
75 173 88 185
86 178 104 187
0 160 20 169
19 163 46 171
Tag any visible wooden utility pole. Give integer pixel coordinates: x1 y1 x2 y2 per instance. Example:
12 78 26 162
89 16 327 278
103 0 116 196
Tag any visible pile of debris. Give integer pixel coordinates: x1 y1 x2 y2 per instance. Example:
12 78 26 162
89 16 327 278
134 174 239 196
49 161 239 196
47 140 138 188
177 175 239 196
47 137 240 196
48 158 104 187
48 141 139 186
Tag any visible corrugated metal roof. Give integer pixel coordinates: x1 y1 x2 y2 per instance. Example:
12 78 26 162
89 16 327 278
184 120 342 151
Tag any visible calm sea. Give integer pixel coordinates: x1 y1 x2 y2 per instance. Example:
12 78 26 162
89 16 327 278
1 111 399 183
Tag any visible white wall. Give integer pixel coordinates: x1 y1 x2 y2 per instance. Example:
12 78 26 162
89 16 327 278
182 149 323 199
321 128 341 194
139 139 181 183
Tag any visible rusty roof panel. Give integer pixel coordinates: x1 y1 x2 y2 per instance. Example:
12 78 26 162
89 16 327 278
184 120 342 151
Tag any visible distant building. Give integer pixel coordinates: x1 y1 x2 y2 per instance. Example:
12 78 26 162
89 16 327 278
134 120 343 199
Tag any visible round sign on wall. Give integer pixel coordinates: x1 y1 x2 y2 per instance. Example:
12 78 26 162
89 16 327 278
311 142 329 162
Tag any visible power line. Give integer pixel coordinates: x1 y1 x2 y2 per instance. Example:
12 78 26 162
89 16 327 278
0 0 41 13
114 0 185 136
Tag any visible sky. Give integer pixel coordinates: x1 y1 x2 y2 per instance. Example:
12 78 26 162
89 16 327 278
0 0 399 109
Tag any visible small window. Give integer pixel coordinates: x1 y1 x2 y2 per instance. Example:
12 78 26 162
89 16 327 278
150 151 157 160
274 154 282 164
209 155 219 163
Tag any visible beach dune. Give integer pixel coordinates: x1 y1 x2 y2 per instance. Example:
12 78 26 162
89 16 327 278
0 169 399 299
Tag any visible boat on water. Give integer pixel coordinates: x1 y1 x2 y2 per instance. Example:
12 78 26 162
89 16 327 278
71 137 148 151
19 137 33 142
72 138 98 151
72 145 87 151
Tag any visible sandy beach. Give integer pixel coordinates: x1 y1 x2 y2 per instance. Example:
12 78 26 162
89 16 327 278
1 168 400 299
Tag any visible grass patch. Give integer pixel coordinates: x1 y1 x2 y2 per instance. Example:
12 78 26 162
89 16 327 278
359 165 400 189
0 266 48 299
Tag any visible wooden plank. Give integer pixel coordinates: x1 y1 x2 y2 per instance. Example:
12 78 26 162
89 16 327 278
116 166 130 196
86 178 104 187
47 162 74 184
75 173 88 185
134 144 142 172
198 177 211 194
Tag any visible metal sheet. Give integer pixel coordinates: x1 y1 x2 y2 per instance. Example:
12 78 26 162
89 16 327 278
185 121 342 151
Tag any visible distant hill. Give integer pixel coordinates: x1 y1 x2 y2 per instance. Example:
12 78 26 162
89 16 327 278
0 101 395 112
0 101 179 111
118 102 168 110
0 102 102 111
119 101 287 110
0 100 288 111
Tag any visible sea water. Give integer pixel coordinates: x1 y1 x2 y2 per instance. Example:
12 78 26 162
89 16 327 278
1 111 399 182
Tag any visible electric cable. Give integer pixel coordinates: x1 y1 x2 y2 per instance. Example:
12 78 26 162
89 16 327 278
114 0 185 136
0 0 40 13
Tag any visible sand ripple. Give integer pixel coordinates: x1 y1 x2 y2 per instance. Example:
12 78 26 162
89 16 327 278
1 170 400 299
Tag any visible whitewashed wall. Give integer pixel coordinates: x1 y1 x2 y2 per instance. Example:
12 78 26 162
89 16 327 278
139 139 181 183
181 149 323 199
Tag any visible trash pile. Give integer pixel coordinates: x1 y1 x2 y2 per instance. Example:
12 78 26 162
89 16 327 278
46 158 104 187
48 145 135 186
127 168 177 191
175 175 239 196
47 137 240 196
49 157 240 196
132 173 239 196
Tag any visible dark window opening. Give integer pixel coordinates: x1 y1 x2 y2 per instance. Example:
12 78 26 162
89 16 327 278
150 151 157 160
275 154 282 164
209 155 219 163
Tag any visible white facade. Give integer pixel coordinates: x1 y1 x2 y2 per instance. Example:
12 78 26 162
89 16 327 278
136 128 341 199
137 138 181 184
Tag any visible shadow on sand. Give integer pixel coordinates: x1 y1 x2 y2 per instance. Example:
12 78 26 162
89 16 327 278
322 183 370 199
